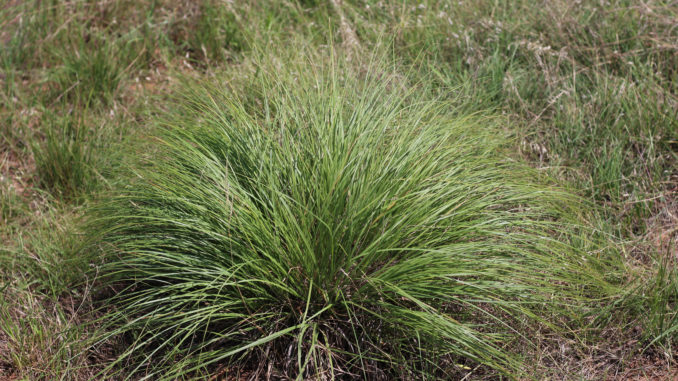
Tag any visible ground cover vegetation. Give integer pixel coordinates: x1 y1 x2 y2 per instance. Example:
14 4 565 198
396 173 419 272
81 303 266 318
0 0 676 380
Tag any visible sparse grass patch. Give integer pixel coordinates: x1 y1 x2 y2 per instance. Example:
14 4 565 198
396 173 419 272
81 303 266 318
644 254 678 352
0 273 96 381
0 175 23 226
5 214 89 297
0 204 95 380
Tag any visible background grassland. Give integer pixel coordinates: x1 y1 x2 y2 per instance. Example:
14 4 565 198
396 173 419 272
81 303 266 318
0 0 676 379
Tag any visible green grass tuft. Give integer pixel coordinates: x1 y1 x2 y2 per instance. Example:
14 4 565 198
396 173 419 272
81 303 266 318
87 54 619 379
31 111 120 202
31 117 95 201
50 39 125 106
187 1 244 64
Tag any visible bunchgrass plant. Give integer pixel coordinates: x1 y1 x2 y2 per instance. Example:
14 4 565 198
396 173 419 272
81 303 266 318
88 55 617 379
51 37 125 106
32 114 98 201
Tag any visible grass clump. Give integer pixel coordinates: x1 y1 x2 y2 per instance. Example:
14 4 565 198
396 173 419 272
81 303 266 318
50 39 126 106
87 54 618 379
186 1 243 64
31 111 120 202
31 117 95 201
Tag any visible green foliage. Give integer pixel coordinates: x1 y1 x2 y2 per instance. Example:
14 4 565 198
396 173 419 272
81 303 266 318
31 112 117 202
616 246 678 351
0 0 676 378
338 0 678 219
50 39 126 106
645 255 678 350
0 209 93 380
0 287 90 380
32 118 94 200
87 55 620 379
2 213 86 297
0 181 22 225
188 1 243 64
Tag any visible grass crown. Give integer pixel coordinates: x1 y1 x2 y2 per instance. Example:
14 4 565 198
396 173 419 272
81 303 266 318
89 57 612 379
